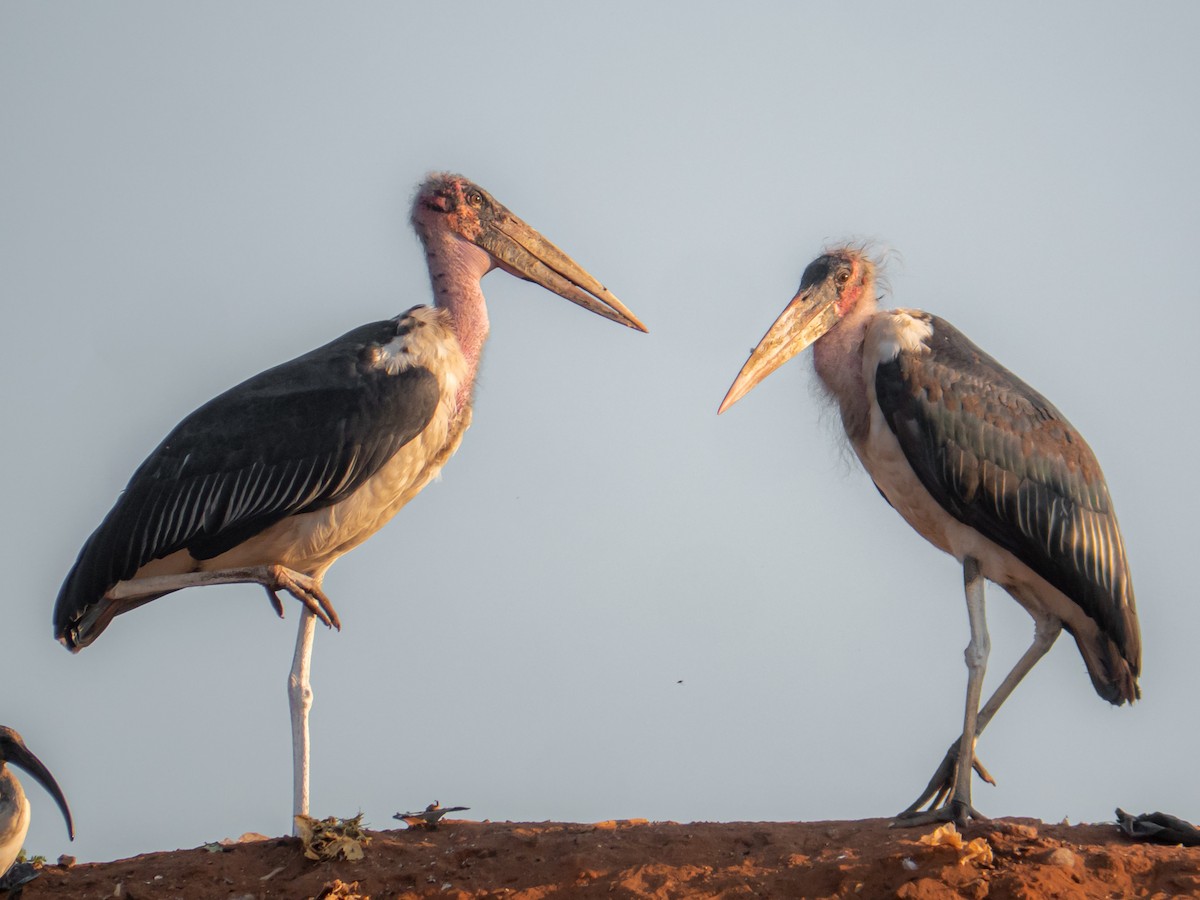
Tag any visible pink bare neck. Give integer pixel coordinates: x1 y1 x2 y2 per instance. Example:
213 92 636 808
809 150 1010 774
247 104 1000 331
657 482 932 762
418 226 495 410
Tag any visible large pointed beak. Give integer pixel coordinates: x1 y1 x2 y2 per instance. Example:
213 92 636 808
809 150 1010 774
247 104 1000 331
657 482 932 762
718 283 840 414
475 207 648 333
3 731 74 840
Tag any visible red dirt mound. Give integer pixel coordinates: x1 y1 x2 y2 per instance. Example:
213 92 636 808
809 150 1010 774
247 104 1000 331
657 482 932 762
21 816 1200 899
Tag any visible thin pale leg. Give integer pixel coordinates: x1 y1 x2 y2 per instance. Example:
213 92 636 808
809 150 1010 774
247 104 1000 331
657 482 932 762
898 613 1062 818
897 556 990 827
107 564 341 629
289 608 317 831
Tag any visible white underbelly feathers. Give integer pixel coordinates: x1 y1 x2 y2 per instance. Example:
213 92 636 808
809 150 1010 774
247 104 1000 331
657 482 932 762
0 779 30 878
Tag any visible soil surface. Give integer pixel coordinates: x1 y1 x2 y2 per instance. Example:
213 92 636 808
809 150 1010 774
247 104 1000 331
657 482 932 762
18 816 1200 899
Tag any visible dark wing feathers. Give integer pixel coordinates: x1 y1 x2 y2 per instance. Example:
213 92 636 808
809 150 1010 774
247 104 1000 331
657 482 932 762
874 315 1140 676
55 319 440 641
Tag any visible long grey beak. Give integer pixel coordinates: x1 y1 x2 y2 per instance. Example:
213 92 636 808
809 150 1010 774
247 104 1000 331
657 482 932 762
718 283 840 414
475 206 648 333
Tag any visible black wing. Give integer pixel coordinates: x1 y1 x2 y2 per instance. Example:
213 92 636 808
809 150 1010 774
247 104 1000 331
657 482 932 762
874 314 1140 691
55 317 440 645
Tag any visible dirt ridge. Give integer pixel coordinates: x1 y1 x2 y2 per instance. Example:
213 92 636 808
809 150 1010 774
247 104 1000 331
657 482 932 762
21 817 1200 899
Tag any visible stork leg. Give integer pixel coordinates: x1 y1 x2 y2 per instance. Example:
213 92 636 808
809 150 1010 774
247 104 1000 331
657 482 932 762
897 556 990 827
897 611 1062 821
289 607 317 831
107 565 341 629
109 566 333 832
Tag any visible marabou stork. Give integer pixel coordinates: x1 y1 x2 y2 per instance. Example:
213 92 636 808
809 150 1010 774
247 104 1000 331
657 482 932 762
0 727 73 878
718 246 1139 826
53 174 647 825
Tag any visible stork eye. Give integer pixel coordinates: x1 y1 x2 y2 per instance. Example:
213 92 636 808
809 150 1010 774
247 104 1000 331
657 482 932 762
466 189 484 207
835 269 851 285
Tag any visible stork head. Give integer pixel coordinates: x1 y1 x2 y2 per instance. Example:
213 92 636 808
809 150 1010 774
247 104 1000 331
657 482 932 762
0 726 74 841
411 173 647 332
718 247 877 413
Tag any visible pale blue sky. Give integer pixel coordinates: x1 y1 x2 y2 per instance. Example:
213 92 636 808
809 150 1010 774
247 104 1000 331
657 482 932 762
3 3 1198 864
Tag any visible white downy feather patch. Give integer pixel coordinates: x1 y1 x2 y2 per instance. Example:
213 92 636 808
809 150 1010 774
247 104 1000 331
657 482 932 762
869 308 933 363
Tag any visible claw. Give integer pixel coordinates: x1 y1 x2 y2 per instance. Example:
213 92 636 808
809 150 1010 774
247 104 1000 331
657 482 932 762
973 756 996 787
265 586 286 619
266 565 341 630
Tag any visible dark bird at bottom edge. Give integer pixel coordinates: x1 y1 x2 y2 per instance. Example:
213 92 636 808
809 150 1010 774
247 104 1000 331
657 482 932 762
1 727 73 880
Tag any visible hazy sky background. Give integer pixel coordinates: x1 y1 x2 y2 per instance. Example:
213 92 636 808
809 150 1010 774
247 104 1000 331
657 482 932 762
3 3 1198 865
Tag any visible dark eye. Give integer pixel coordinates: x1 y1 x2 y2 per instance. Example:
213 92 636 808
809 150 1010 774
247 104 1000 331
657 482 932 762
835 269 851 286
466 189 484 207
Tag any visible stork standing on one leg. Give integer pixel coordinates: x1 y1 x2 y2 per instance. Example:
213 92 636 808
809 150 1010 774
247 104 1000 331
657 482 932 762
718 246 1139 826
0 727 73 878
53 173 647 827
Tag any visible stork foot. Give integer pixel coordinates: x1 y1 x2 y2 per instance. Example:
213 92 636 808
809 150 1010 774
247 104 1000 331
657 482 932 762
896 739 994 819
265 565 341 630
893 799 989 829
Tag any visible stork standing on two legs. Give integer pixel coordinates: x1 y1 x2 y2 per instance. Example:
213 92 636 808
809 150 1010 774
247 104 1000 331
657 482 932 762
719 246 1139 826
0 727 73 879
53 174 647 826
